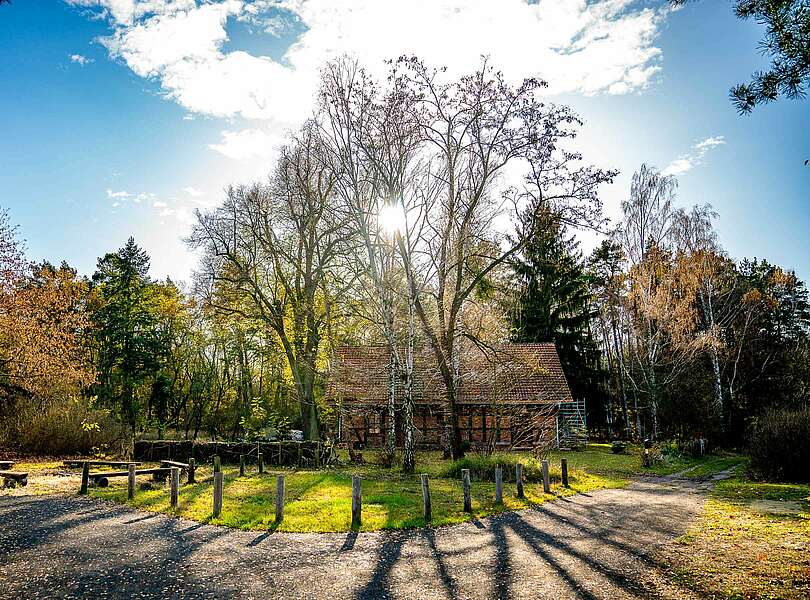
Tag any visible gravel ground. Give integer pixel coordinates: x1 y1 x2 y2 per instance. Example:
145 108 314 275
0 477 710 599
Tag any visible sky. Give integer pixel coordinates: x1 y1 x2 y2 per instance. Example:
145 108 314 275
1 0 808 285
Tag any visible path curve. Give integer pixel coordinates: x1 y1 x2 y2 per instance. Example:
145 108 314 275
0 477 710 599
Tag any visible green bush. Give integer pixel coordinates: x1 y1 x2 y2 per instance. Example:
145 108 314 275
749 406 810 482
442 452 552 483
0 396 127 456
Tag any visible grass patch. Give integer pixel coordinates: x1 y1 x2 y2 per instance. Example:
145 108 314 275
85 444 739 533
666 478 810 599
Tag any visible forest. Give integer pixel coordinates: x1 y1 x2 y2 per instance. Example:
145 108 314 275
1 57 808 470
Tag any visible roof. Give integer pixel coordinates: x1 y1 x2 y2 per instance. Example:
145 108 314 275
327 342 573 406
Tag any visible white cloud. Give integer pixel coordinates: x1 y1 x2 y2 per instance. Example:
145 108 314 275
106 188 130 199
153 200 168 208
182 186 204 197
70 54 94 66
209 128 282 160
73 0 671 129
662 135 726 177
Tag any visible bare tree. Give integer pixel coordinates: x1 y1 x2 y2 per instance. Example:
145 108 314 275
386 57 614 458
189 123 349 440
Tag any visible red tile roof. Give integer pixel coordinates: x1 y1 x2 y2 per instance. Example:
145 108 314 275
327 343 572 406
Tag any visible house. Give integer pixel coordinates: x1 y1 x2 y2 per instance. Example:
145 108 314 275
326 342 586 450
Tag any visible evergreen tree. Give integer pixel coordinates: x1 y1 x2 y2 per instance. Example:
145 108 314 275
510 209 604 411
91 238 166 432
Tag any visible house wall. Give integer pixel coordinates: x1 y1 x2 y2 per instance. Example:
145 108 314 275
338 404 558 450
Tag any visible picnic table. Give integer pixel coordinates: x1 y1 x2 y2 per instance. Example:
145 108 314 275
63 460 141 469
89 467 172 488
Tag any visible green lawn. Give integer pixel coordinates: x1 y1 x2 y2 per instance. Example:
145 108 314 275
668 478 810 599
87 444 741 533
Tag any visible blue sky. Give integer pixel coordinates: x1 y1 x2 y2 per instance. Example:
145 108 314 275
1 1 807 284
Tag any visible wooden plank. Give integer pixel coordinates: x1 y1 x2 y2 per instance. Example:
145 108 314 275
65 460 141 468
461 468 471 513
0 461 15 469
495 467 503 504
351 475 362 528
275 475 285 524
160 460 189 469
421 474 431 522
90 467 171 479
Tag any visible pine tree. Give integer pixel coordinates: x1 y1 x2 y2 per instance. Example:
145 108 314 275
510 209 603 410
91 237 166 432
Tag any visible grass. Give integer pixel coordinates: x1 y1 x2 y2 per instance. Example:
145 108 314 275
667 477 810 599
85 444 742 533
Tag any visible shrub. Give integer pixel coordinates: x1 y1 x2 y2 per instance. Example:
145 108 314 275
749 406 810 482
442 452 553 483
611 441 627 454
0 396 127 456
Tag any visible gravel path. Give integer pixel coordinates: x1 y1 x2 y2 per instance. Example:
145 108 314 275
0 477 710 599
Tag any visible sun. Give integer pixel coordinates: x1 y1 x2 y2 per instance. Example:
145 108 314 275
377 202 406 236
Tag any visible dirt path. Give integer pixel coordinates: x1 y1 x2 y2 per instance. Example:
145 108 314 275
0 477 712 599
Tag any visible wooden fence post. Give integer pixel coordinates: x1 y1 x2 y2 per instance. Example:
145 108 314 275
213 471 223 518
128 463 136 500
275 475 285 524
239 454 245 477
542 460 550 493
188 458 196 484
461 468 472 513
258 452 264 474
495 467 503 504
515 463 524 499
421 474 431 522
351 475 362 529
170 467 180 508
561 458 569 488
213 455 221 474
80 461 90 495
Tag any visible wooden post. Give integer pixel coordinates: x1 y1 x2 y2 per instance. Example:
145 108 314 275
315 441 321 467
561 458 569 488
213 455 221 474
128 463 136 500
495 467 503 504
351 475 362 529
170 467 180 508
542 460 550 493
258 452 264 474
212 472 223 518
239 454 245 477
461 468 472 513
421 474 432 522
275 475 285 524
515 463 524 499
80 461 90 495
188 458 196 484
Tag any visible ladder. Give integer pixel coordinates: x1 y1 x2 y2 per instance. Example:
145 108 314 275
556 398 587 449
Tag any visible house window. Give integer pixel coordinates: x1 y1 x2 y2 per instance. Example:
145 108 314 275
368 412 381 435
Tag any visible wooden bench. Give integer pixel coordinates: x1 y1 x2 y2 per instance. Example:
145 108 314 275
64 460 141 469
0 461 14 470
160 460 189 471
0 470 28 487
89 467 171 488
